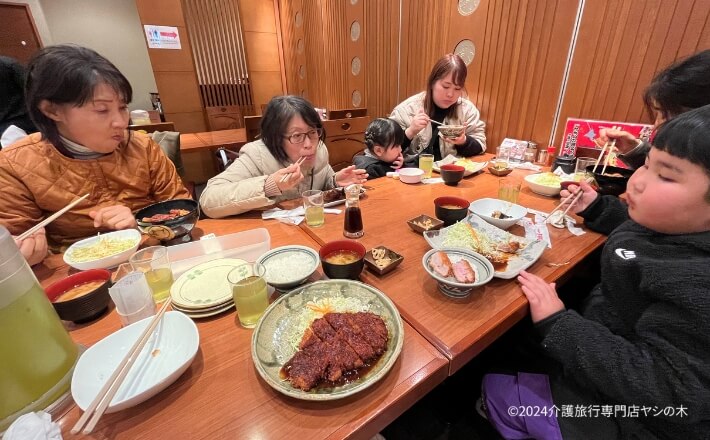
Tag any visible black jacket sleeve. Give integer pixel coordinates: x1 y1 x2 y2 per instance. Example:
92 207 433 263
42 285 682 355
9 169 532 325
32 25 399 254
454 136 484 157
578 194 630 235
619 140 650 170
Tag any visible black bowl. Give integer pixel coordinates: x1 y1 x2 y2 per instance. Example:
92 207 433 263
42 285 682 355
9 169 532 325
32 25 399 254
440 164 465 186
319 240 365 280
45 269 112 323
586 165 634 196
135 199 199 242
434 196 469 226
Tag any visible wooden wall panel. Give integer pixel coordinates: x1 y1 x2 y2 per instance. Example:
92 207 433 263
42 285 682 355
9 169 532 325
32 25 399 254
554 0 710 148
363 0 399 118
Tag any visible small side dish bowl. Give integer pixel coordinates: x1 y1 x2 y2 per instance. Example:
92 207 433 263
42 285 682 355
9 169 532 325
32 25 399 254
488 166 513 177
399 168 425 184
422 248 494 297
407 214 444 234
63 229 141 270
468 198 527 230
440 164 465 186
434 196 469 226
45 269 112 323
524 172 562 197
134 199 199 242
364 246 404 276
319 240 366 280
438 124 465 139
587 165 633 196
256 245 320 290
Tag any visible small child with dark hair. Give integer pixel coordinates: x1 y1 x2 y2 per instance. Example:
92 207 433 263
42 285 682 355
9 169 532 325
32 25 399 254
353 118 406 179
482 104 710 439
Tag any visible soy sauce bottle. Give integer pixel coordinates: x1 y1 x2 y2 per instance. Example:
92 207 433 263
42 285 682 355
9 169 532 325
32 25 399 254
343 184 364 238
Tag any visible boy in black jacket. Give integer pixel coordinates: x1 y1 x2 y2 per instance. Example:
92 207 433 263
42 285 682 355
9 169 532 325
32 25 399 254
354 118 406 179
483 105 710 439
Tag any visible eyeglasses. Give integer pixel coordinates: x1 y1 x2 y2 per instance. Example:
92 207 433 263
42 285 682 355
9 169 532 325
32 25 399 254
284 128 323 144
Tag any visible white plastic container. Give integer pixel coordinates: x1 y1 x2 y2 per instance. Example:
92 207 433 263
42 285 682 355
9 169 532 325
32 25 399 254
167 228 271 277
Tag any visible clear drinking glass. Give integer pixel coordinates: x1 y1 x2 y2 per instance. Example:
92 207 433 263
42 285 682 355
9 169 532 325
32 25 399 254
575 157 597 181
498 178 521 203
228 263 269 328
418 154 434 179
302 189 324 227
129 246 173 303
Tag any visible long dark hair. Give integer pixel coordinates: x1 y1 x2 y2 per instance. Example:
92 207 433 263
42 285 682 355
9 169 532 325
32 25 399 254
25 44 132 148
423 53 468 119
260 95 324 164
643 49 710 122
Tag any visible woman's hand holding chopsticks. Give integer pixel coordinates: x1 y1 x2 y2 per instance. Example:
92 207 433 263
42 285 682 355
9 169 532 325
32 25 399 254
14 228 48 266
273 156 306 190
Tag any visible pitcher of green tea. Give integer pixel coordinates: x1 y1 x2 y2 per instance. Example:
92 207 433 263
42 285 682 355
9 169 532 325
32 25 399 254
0 226 79 432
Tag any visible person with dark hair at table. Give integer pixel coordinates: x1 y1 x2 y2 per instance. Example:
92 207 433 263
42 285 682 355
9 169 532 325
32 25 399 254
600 49 710 169
390 53 486 166
354 118 407 179
0 56 37 148
200 95 368 218
0 45 189 265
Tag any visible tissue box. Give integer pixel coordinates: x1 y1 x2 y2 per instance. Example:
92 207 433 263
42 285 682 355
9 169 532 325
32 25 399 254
560 118 653 158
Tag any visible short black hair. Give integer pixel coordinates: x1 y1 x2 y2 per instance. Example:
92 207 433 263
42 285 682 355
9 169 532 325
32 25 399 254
25 44 132 148
653 104 710 191
364 118 404 151
643 49 710 121
260 95 324 164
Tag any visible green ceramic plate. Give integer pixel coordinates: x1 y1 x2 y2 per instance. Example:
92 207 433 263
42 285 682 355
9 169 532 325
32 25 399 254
251 280 404 400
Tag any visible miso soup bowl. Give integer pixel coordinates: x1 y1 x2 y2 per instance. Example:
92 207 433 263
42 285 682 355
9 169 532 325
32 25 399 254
434 196 469 226
45 269 112 323
319 240 366 280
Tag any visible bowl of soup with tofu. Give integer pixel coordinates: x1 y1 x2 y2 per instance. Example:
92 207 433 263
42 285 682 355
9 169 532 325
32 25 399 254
319 240 366 280
45 269 112 323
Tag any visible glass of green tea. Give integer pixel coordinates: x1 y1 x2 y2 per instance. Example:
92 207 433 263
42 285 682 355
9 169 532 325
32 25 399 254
129 246 173 303
228 262 269 328
302 189 325 227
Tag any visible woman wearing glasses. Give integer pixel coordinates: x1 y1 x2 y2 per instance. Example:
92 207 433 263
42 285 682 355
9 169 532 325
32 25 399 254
200 95 368 217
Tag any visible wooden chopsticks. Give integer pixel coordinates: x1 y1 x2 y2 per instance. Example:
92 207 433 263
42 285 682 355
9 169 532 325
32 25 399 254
17 193 90 241
71 298 173 435
429 119 443 126
545 177 594 224
279 156 306 183
593 126 620 175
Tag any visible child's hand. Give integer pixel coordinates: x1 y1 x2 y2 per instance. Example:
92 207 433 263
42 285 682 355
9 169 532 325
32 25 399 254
517 270 564 323
391 152 404 170
559 180 598 214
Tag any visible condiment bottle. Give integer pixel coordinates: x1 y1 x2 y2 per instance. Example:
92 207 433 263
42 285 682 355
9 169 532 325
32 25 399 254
343 184 364 238
0 226 79 431
524 142 537 163
545 145 557 167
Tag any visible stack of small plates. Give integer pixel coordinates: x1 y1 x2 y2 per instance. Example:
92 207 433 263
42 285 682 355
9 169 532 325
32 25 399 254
170 258 247 319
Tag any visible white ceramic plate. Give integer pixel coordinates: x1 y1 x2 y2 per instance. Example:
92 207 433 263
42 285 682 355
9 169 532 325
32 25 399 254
433 155 487 177
252 280 404 401
63 229 141 270
170 258 247 310
423 213 546 279
71 311 199 413
256 245 319 290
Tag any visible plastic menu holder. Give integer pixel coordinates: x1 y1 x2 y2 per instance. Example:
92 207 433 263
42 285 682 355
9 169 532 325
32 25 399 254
167 228 271 277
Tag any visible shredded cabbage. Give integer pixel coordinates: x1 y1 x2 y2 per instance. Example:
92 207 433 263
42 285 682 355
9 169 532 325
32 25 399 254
532 172 562 187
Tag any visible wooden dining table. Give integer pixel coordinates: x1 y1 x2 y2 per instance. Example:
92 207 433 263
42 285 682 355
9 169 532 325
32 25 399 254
35 217 448 439
179 128 247 153
295 155 607 374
